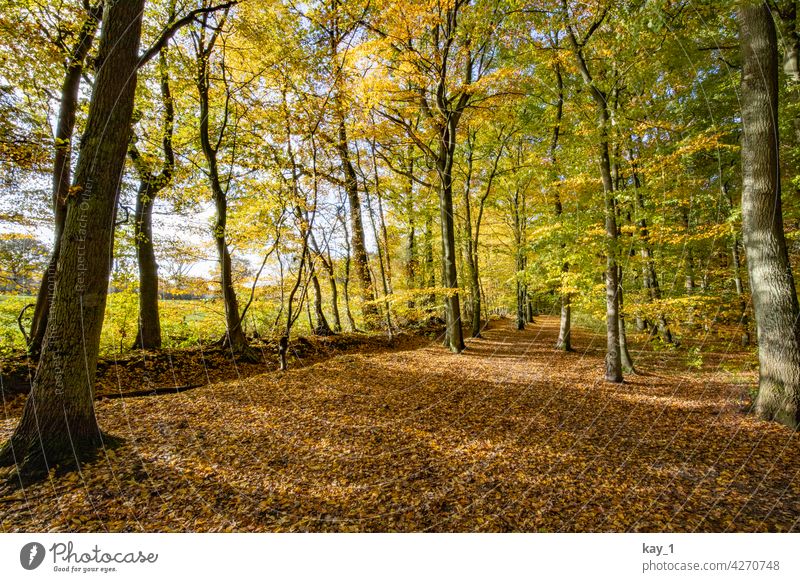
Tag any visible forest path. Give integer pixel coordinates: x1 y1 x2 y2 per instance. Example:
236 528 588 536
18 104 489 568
2 316 799 532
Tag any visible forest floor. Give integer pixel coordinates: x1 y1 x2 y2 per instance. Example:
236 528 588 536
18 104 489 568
1 316 799 532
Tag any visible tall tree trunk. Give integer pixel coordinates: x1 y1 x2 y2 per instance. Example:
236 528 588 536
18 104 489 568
740 0 800 428
550 59 572 351
0 0 145 477
600 143 623 383
516 258 526 331
618 266 636 373
564 3 622 381
129 48 174 350
132 182 161 349
436 120 465 353
196 18 253 360
557 284 572 351
462 132 482 337
336 118 378 327
512 185 526 332
328 8 377 327
28 4 102 357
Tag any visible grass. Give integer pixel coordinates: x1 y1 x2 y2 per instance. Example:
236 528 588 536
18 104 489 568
0 292 307 357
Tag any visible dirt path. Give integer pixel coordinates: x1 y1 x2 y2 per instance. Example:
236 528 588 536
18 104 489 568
1 317 798 532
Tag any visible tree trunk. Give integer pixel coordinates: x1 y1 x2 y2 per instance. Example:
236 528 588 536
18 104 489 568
550 60 571 350
310 263 332 336
337 119 378 327
133 183 161 349
326 267 342 333
0 0 145 477
462 134 482 338
28 5 102 357
563 6 622 381
556 289 572 351
196 21 254 360
600 134 622 382
618 266 636 373
516 251 526 331
436 121 465 353
328 7 377 327
130 48 174 350
740 0 800 428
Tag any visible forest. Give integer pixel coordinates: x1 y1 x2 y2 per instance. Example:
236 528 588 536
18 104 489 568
0 0 799 533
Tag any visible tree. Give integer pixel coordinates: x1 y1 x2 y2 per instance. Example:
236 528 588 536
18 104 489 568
128 45 175 350
739 0 800 429
326 1 379 328
0 0 146 478
562 0 623 382
366 0 508 352
0 234 49 293
26 2 103 357
192 5 257 360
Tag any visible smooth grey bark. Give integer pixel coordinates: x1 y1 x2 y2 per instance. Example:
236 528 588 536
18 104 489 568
436 117 466 352
462 131 481 337
618 266 636 373
550 58 572 351
563 2 622 381
0 0 145 477
740 1 800 428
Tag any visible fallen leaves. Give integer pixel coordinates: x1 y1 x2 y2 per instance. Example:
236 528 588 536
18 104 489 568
1 316 798 532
